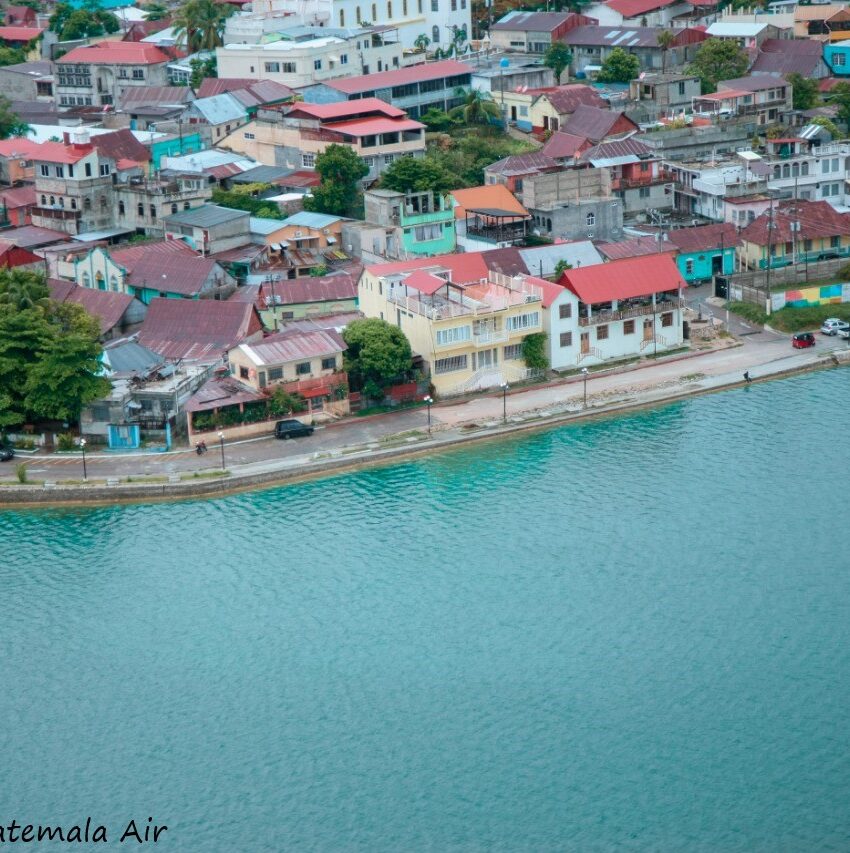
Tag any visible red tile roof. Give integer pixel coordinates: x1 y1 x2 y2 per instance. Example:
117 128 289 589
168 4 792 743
665 222 739 254
286 98 405 121
0 25 43 40
0 137 45 159
606 0 678 17
324 60 470 94
0 184 36 209
560 254 684 302
139 299 262 361
58 41 171 66
31 140 94 164
330 117 423 137
366 252 490 284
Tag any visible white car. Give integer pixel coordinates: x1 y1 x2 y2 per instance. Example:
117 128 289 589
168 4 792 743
838 326 850 340
820 318 849 335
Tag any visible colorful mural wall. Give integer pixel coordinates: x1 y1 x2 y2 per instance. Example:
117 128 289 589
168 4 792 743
771 283 850 312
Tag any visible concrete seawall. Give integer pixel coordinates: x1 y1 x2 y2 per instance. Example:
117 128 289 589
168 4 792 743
1 351 842 509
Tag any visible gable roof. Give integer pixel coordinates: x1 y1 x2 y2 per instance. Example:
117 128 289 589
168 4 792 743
138 298 261 360
119 86 194 110
0 184 36 209
366 252 490 284
719 75 787 92
190 92 247 125
606 0 679 18
282 210 345 229
541 83 607 115
109 239 197 272
564 24 680 47
486 151 561 177
228 79 295 107
237 327 346 366
541 131 591 159
124 250 222 297
323 60 469 95
580 136 653 164
597 236 673 260
285 98 405 121
0 25 43 40
451 184 529 220
492 11 584 31
90 128 150 165
665 222 739 254
163 204 249 228
562 105 637 142
197 77 256 97
46 280 135 333
184 375 265 412
58 41 171 66
560 254 684 302
740 199 850 245
263 273 357 306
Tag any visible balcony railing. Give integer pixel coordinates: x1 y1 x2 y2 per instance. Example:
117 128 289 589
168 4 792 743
578 298 683 326
611 172 674 191
473 329 509 346
32 206 81 220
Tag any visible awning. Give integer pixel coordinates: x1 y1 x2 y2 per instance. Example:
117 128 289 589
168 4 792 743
73 227 135 242
326 236 337 244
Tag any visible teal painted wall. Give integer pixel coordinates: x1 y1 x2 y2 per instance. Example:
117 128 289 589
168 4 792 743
150 133 203 169
400 212 456 257
677 247 735 283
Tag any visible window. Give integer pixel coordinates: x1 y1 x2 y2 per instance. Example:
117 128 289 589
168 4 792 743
685 259 694 275
85 163 92 177
171 203 178 214
84 198 91 211
40 195 46 205
240 366 249 379
100 163 111 176
150 205 156 219
244 131 255 140
434 354 468 374
265 62 280 72
321 357 336 370
835 52 847 67
296 361 311 375
559 303 572 319
803 239 813 252
302 153 315 168
49 195 54 205
403 0 407 13
623 320 635 335
387 0 392 16
831 235 841 248
661 312 673 328
372 2 377 18
356 5 361 22
586 212 595 227
138 202 144 217
340 54 348 65
268 367 283 381
384 154 394 165
110 276 118 292
418 0 422 10
559 332 572 348
639 187 650 198
822 159 830 174
39 164 49 177
451 0 456 8
436 325 471 345
678 81 686 95
282 62 297 73
55 166 64 178
314 59 322 70
596 324 609 340
503 344 522 360
82 272 91 287
432 0 438 8
339 8 344 24
505 311 540 332
432 25 439 42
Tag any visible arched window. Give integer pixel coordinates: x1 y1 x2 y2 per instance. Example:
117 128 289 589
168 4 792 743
356 5 361 22
71 199 77 210
372 2 376 19
59 197 64 208
782 163 790 178
586 212 595 227
339 8 344 25
95 272 105 291
171 203 178 214
773 165 780 179
49 195 55 206
82 272 91 288
791 162 799 177
110 275 118 292
84 198 91 210
387 0 392 16
40 195 46 205
432 25 439 42
118 200 125 216
801 162 809 176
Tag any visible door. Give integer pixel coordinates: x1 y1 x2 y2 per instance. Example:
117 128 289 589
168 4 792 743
712 253 723 275
643 318 653 341
580 332 589 354
511 106 517 121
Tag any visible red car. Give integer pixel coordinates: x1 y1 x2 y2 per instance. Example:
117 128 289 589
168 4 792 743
792 333 816 349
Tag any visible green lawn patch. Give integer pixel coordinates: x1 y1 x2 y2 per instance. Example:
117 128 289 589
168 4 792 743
728 301 768 326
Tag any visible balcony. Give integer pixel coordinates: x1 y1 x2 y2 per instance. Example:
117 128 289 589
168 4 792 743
578 298 683 326
611 171 674 191
473 329 508 346
32 205 81 221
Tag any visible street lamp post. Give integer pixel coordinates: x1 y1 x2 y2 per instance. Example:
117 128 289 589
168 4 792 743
217 430 226 470
501 382 509 423
581 367 588 408
79 437 87 481
424 396 433 435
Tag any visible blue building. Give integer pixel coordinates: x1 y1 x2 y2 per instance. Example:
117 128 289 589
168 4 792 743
666 223 738 284
824 40 850 76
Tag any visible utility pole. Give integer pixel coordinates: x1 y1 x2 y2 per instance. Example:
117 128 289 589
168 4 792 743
765 193 776 310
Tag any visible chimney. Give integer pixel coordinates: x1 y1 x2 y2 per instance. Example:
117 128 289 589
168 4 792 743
63 131 70 145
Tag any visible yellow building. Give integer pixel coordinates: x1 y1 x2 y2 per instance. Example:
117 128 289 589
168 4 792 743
359 261 547 396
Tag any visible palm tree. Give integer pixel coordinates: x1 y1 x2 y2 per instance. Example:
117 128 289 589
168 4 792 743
414 33 430 53
657 29 675 74
449 89 501 126
172 0 233 52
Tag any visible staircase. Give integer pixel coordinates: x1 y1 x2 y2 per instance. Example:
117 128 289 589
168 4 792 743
576 347 603 365
640 335 669 352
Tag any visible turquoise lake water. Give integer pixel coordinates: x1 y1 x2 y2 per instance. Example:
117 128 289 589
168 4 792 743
2 370 850 851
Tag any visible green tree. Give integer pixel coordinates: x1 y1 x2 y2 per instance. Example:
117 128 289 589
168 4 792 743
449 88 502 126
211 183 284 218
597 47 640 84
380 156 454 193
656 29 675 74
48 3 74 33
786 73 819 111
543 42 572 85
0 270 109 427
189 55 217 88
0 46 26 67
55 7 119 39
143 1 169 20
826 82 850 127
810 115 841 138
0 96 30 140
413 33 430 52
172 0 234 51
687 38 749 94
521 332 548 370
303 143 368 218
342 318 413 400
553 259 572 279
420 107 459 133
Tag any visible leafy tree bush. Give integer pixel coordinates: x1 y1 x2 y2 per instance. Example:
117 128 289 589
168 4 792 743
553 259 572 279
786 73 819 111
521 332 548 370
211 184 284 218
0 95 30 140
343 318 413 400
597 47 640 83
543 42 572 84
380 156 454 193
688 38 749 94
303 144 369 218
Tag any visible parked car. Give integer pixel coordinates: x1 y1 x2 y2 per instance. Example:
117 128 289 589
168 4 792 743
0 445 14 462
792 332 816 349
838 327 850 340
275 419 314 440
820 318 849 335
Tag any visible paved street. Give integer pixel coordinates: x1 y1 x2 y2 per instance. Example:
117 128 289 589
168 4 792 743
2 321 844 485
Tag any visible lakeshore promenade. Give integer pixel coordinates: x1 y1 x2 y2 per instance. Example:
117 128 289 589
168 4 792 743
1 324 846 506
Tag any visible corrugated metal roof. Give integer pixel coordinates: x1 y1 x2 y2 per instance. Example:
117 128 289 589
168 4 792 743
518 241 604 275
184 376 264 412
190 93 246 125
263 274 357 306
283 211 345 229
239 328 345 366
325 60 470 94
58 41 171 66
102 339 163 375
164 204 249 228
492 11 580 31
561 254 684 302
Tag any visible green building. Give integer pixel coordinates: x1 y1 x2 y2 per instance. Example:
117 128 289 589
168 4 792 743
364 189 456 257
666 223 738 284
